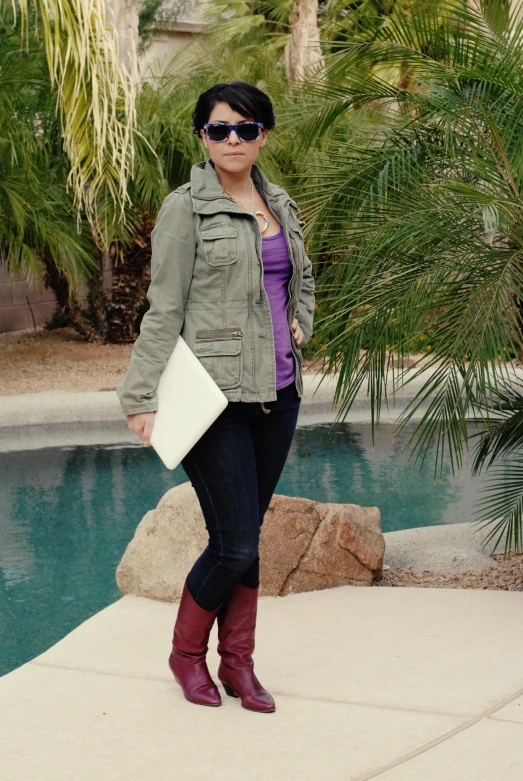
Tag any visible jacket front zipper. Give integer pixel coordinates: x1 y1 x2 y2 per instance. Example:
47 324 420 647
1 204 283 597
282 213 303 392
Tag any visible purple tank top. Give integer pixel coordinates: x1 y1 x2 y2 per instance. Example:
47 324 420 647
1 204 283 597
260 224 296 391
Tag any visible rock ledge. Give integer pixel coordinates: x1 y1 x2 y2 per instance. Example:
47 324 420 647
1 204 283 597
116 482 384 601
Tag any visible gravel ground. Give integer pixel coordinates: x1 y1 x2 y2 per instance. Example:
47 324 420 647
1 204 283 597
0 326 327 396
3 326 522 592
374 552 523 590
0 327 133 395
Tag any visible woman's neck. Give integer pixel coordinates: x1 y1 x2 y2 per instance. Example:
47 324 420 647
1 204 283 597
213 162 254 199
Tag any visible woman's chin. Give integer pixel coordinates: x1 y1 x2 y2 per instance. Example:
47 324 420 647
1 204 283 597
216 155 254 172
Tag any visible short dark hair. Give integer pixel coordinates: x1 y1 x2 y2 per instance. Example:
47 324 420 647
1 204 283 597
191 81 276 137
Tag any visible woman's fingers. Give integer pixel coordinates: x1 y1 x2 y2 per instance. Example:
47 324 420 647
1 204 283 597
291 318 304 346
142 415 155 446
126 412 155 445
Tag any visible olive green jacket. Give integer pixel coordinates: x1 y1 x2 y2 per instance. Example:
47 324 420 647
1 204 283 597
116 159 315 416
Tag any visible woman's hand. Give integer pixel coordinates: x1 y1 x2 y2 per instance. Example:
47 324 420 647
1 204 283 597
126 411 155 446
291 318 304 346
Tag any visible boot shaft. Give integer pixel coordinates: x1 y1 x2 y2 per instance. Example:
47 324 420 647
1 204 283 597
217 582 259 668
173 580 225 658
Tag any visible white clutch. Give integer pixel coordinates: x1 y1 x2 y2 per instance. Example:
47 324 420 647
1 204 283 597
149 336 229 470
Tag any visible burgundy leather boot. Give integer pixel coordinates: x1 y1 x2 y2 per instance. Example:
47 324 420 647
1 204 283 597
217 581 275 713
168 579 224 707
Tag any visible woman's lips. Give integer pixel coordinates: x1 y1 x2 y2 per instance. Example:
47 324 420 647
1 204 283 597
226 152 243 156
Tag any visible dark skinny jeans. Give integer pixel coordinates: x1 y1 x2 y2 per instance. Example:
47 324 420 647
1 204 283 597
181 380 301 611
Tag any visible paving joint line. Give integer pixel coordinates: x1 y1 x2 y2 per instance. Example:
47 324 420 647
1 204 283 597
29 660 472 718
486 715 523 726
351 683 523 781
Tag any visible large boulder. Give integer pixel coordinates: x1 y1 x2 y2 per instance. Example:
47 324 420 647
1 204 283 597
116 482 384 601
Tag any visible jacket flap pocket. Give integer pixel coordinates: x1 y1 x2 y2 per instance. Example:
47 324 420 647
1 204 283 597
194 339 242 358
201 224 238 240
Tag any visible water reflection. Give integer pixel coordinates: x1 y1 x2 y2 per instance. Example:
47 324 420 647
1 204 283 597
0 444 186 677
284 424 468 530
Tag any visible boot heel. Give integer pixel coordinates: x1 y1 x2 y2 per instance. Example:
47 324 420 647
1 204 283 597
221 681 239 698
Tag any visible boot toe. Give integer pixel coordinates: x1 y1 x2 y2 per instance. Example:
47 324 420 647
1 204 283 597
242 680 275 712
186 688 222 707
242 694 275 713
177 676 222 707
169 655 222 706
219 667 275 712
190 678 222 706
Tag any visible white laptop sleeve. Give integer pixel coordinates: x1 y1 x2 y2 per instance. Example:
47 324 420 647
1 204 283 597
149 336 229 470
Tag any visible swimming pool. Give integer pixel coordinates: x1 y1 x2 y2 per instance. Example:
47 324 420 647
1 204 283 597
0 422 485 677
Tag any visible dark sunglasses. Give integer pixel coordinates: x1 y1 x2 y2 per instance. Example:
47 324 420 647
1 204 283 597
203 121 265 143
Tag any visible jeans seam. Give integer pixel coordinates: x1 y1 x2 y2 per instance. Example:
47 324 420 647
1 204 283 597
187 454 224 603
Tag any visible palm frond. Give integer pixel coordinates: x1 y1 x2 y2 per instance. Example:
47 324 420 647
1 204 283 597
14 0 137 244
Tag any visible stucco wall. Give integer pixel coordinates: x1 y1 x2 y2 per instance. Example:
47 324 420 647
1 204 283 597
0 256 112 335
0 265 57 334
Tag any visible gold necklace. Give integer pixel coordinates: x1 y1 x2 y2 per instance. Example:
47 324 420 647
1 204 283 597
222 178 270 234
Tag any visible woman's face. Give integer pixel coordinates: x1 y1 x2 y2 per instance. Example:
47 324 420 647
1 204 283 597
199 101 269 174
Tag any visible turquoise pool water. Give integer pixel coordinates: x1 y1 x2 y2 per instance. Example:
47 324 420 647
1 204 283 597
0 422 481 677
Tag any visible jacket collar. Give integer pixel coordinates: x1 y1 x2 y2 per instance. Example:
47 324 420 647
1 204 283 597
189 159 295 217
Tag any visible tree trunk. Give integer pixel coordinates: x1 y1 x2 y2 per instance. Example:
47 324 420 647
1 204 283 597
106 0 140 87
67 251 110 342
41 254 71 313
42 211 153 343
107 211 153 343
284 0 325 84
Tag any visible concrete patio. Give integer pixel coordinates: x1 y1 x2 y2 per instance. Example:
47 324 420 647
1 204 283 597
1 585 523 781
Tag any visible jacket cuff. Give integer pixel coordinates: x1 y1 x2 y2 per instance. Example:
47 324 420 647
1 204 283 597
119 402 158 417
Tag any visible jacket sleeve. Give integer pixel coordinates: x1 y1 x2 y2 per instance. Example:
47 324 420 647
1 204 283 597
296 245 315 345
116 190 196 416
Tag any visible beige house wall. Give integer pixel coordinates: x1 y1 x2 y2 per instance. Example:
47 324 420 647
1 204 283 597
138 0 211 77
0 254 112 335
0 265 57 334
139 27 203 79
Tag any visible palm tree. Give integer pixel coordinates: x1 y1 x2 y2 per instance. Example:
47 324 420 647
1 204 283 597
286 0 523 553
0 9 96 307
13 0 137 243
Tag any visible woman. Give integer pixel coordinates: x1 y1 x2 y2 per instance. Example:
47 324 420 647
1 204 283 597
117 81 315 714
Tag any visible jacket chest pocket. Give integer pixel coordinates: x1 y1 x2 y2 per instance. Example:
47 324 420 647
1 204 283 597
200 224 238 266
194 330 243 390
